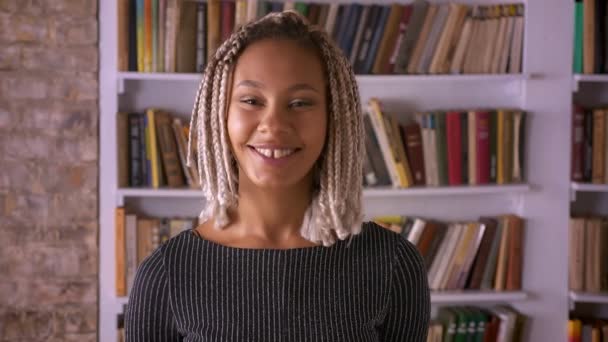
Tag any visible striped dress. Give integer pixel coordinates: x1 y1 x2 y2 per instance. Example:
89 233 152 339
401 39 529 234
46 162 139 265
125 222 430 341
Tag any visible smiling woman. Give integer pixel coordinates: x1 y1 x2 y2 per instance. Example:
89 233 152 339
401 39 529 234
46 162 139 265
125 10 430 342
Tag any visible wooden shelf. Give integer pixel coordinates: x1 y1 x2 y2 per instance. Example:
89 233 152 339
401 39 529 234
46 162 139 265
573 74 608 91
116 184 530 205
569 291 608 304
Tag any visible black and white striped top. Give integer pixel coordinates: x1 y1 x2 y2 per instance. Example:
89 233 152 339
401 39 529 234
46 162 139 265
125 222 430 341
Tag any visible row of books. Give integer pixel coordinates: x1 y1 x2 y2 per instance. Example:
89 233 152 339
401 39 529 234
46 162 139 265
374 214 524 292
568 318 608 342
428 306 526 342
572 106 608 184
114 207 198 296
117 304 127 342
569 215 608 293
117 110 200 189
117 0 525 75
365 99 526 188
573 0 608 74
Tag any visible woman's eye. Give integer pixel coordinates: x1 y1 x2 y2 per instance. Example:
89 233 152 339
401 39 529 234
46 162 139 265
240 98 259 106
289 100 311 108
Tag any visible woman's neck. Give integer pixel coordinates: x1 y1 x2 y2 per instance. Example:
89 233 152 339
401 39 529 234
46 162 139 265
230 178 314 243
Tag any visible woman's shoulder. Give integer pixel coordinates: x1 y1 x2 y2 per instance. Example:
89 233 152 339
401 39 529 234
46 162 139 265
356 221 418 253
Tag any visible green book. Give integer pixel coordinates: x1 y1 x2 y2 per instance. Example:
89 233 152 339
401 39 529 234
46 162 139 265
435 112 448 186
573 0 584 73
294 2 309 17
437 307 457 342
453 308 469 342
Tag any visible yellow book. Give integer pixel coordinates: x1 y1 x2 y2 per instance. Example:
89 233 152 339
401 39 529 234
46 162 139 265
494 215 511 290
388 115 414 187
369 99 410 187
496 109 506 184
146 109 161 188
115 207 126 296
367 99 400 187
374 216 406 225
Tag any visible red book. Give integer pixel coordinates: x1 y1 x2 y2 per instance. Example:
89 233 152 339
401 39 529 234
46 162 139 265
221 1 235 42
475 111 491 184
572 104 585 181
384 5 413 73
401 122 426 186
446 111 462 185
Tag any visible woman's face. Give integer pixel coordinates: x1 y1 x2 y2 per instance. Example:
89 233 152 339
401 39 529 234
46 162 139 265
227 38 328 191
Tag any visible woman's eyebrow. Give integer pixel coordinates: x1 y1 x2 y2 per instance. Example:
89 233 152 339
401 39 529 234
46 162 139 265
288 83 320 94
236 79 264 89
236 80 320 94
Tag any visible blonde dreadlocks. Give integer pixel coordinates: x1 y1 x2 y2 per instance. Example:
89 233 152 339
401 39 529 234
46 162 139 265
186 11 364 247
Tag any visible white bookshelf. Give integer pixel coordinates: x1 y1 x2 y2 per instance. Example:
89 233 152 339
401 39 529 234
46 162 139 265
431 291 528 305
572 74 608 92
100 1 573 341
116 183 531 204
569 291 608 305
571 182 608 193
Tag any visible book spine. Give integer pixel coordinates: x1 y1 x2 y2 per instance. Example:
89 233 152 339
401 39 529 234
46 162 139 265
592 109 606 184
476 111 491 184
152 0 158 72
117 113 130 188
403 123 426 186
435 112 448 186
196 3 207 73
446 112 462 185
115 207 126 296
584 108 594 182
489 111 498 183
144 0 152 72
128 0 138 71
128 113 143 186
460 112 469 184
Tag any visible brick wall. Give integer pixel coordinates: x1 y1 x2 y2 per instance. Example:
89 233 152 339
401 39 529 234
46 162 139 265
0 1 99 340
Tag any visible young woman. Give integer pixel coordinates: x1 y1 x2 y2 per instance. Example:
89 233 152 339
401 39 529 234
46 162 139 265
126 11 430 341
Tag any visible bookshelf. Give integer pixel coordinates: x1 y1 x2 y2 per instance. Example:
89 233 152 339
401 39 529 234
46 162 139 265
99 0 573 341
570 291 608 305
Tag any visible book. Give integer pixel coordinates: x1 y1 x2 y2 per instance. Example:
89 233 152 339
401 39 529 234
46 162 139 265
115 207 126 296
176 1 197 72
402 122 426 186
117 112 130 188
155 111 186 187
393 0 429 74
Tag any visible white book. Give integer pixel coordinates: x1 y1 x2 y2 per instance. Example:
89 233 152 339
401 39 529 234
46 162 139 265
407 218 427 246
432 223 465 290
450 15 473 74
498 14 515 73
489 14 507 73
367 104 400 187
508 8 524 73
427 225 458 289
246 0 258 22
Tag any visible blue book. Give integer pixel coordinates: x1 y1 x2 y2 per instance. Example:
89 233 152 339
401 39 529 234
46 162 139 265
362 5 390 74
354 5 381 74
342 4 363 57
